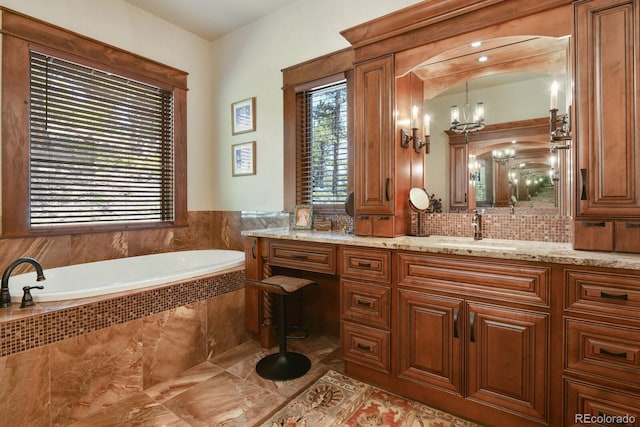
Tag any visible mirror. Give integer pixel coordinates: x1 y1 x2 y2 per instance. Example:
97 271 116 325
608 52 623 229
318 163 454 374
404 35 570 215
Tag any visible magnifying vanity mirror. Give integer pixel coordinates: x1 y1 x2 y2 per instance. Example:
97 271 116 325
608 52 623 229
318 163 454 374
409 187 430 236
399 32 571 216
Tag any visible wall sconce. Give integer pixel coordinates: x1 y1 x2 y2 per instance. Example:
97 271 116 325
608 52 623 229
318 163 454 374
549 81 571 150
401 109 430 154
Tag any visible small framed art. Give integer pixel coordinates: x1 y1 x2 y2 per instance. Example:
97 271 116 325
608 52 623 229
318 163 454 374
293 205 313 230
231 141 256 176
231 97 256 135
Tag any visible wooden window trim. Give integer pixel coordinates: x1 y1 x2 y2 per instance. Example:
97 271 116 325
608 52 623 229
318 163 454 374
0 8 188 237
282 48 355 214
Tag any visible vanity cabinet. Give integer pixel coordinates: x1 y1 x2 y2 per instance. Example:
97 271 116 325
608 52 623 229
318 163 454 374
563 267 640 426
395 252 553 426
574 0 640 252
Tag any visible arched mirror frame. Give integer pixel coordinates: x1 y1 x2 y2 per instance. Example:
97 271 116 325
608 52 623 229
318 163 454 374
393 4 573 217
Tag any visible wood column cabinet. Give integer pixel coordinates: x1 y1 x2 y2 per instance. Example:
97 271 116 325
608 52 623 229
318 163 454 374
574 0 640 252
353 55 422 237
394 252 555 427
563 267 640 426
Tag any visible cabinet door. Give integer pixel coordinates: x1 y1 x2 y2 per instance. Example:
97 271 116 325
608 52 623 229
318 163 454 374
397 289 463 395
354 55 393 217
575 0 640 216
449 141 468 212
467 302 549 423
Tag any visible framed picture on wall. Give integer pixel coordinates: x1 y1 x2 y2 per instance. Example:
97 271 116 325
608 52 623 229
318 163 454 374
231 141 256 176
293 205 313 229
231 97 256 135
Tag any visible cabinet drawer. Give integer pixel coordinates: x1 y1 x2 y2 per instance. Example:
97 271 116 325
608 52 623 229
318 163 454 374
573 220 614 251
342 247 391 283
566 269 640 321
565 380 640 427
615 221 640 253
354 214 395 237
268 241 336 274
341 279 390 328
341 322 390 372
566 318 640 388
398 252 550 307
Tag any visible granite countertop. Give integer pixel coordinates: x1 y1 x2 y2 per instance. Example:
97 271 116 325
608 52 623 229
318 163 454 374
242 227 640 271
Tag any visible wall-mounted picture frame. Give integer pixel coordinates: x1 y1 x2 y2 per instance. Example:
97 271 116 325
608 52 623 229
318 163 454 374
293 205 313 230
231 97 256 135
231 141 256 176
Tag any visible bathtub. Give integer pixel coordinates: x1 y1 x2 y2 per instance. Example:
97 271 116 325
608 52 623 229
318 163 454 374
8 249 245 302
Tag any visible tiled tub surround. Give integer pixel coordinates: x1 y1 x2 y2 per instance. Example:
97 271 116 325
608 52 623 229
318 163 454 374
0 269 248 426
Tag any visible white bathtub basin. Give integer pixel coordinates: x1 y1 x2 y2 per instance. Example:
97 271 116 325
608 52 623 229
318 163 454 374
8 249 244 302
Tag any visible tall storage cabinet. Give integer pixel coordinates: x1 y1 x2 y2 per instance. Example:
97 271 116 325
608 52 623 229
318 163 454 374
353 55 422 237
574 0 640 252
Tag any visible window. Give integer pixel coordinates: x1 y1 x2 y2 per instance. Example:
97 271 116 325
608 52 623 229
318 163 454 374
29 51 174 227
282 48 354 213
1 9 187 236
296 81 348 206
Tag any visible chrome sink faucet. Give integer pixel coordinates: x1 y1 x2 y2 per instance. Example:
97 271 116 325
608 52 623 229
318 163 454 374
0 257 46 308
471 209 483 240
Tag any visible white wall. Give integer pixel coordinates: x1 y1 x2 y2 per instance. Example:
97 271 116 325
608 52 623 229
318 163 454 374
0 0 423 213
210 0 423 211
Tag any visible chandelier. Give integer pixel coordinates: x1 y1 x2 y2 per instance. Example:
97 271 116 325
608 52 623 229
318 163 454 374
492 147 515 163
450 82 485 140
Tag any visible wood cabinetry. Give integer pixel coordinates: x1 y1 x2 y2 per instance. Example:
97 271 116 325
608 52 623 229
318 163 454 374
395 252 553 426
574 0 640 252
563 267 640 426
340 247 392 373
353 56 422 237
449 141 469 212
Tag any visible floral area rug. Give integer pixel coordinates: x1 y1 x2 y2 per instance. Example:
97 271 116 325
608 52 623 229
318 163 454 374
260 370 484 427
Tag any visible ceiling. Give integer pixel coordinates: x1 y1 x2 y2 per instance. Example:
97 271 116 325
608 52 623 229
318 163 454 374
124 0 298 41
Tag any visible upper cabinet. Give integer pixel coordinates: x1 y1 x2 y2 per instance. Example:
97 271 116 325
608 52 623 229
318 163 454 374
352 56 423 237
574 0 640 252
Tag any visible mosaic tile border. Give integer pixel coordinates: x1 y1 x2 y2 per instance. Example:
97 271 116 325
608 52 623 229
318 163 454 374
0 269 245 358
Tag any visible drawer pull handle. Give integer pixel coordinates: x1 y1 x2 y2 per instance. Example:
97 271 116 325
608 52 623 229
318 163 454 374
357 262 371 268
582 221 606 227
453 307 459 339
357 215 369 220
355 298 374 308
385 178 391 201
291 254 308 260
600 291 628 301
376 216 389 221
251 239 257 259
469 311 476 343
599 348 628 359
356 342 372 351
625 222 640 228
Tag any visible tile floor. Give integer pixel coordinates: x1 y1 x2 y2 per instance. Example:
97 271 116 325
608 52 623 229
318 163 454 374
70 335 343 426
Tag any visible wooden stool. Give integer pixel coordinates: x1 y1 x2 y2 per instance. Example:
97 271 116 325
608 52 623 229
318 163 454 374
246 275 316 381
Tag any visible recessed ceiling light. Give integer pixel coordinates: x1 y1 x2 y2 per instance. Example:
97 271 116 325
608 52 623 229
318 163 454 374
471 41 482 48
478 55 489 63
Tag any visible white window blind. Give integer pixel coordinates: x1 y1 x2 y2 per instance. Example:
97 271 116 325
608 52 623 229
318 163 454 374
296 80 348 206
28 50 174 228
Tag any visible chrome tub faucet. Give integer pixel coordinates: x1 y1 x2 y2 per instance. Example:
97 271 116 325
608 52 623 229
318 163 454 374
0 257 46 308
472 209 483 240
